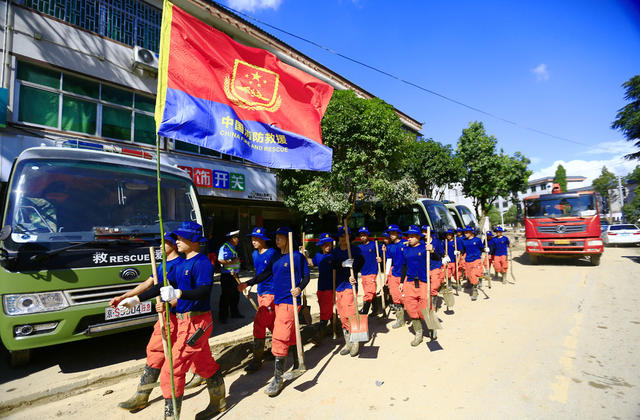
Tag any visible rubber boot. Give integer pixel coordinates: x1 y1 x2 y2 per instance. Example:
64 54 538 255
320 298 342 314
371 298 380 316
163 396 183 420
118 365 160 411
390 303 398 314
184 372 205 390
392 308 405 329
339 329 352 356
359 301 371 315
265 357 285 397
350 341 360 357
471 284 478 301
289 347 299 370
411 319 423 347
312 320 328 344
244 338 265 373
195 371 227 419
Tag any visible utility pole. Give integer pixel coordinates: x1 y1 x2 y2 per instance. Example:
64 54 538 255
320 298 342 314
617 176 625 223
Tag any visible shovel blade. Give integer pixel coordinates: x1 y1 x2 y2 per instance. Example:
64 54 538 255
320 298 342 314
301 306 312 325
348 314 369 342
422 309 442 330
282 367 307 381
443 288 455 308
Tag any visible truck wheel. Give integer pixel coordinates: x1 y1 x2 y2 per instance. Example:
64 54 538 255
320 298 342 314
9 349 31 367
590 255 601 266
529 254 539 265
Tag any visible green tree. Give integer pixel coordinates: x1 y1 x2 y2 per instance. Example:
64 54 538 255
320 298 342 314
611 75 640 160
554 164 568 192
592 166 617 223
622 165 640 223
488 205 501 226
503 204 518 225
456 121 531 219
404 138 464 199
276 89 418 225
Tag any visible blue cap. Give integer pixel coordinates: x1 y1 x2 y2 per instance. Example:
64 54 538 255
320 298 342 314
456 227 464 233
164 233 177 247
358 226 370 236
404 225 423 237
445 229 455 235
381 232 390 239
274 227 293 236
172 221 207 243
247 227 269 241
487 231 494 237
495 226 504 232
385 224 401 233
464 226 474 233
421 225 431 232
337 226 352 237
317 232 333 246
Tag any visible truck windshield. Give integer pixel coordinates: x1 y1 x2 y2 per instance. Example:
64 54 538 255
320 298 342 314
456 205 478 229
525 194 596 218
424 201 457 232
3 159 198 245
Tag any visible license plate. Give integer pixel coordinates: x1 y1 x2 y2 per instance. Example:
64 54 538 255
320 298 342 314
105 302 152 320
554 240 571 245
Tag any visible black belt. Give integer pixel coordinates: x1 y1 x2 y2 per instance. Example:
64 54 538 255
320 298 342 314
176 310 208 320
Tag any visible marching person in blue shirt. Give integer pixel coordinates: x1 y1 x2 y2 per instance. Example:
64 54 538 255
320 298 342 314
491 226 511 281
302 232 335 343
357 226 381 316
462 226 488 301
245 227 277 373
381 224 406 329
238 227 310 397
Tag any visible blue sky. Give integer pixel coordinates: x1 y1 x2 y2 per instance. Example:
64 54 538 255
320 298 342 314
225 0 640 185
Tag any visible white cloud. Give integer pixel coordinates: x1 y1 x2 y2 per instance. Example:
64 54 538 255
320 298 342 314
530 156 637 188
582 139 636 156
225 0 282 12
531 63 549 81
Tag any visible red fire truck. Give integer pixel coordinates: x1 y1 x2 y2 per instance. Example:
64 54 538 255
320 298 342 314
523 187 604 265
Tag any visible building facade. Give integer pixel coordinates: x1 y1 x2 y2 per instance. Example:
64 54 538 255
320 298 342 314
0 0 421 265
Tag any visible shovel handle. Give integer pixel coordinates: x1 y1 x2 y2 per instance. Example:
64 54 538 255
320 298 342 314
149 247 170 359
343 220 361 328
233 272 259 311
426 227 431 311
332 269 337 339
287 231 305 369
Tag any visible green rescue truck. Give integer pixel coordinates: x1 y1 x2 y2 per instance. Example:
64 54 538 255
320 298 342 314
0 143 202 366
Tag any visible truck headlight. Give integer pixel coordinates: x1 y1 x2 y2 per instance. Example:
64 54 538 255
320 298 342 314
3 292 69 315
526 241 539 247
587 239 603 246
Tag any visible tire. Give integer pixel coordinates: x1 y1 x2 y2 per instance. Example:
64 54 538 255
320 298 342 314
529 254 539 265
9 349 31 367
590 255 601 266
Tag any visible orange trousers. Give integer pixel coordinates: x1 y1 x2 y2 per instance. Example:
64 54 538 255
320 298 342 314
336 289 357 332
493 254 508 273
271 303 300 357
160 312 219 398
446 262 463 280
361 274 377 302
317 290 333 321
402 280 428 319
253 294 276 339
465 259 484 285
388 273 403 304
146 313 178 369
429 268 444 297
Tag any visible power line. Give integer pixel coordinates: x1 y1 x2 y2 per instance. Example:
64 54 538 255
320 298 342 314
215 2 588 146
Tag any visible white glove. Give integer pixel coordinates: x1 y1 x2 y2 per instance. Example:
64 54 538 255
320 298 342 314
341 258 354 268
160 286 181 301
119 296 140 310
442 256 451 264
484 247 490 253
454 250 461 256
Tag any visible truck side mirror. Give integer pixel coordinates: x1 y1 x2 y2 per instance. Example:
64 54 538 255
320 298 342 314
0 225 11 241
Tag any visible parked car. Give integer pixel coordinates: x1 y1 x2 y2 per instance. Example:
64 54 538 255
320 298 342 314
602 224 640 246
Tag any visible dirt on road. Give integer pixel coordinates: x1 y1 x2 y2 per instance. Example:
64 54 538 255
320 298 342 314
3 246 640 420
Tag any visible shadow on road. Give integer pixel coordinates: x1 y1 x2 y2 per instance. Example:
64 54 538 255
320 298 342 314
514 253 594 267
622 255 640 264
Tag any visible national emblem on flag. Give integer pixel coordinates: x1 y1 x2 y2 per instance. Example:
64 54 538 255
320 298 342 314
225 60 281 112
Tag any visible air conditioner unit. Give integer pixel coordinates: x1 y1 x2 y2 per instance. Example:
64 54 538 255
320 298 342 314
132 46 158 73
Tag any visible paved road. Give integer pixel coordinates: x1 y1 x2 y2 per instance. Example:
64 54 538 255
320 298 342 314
4 246 640 419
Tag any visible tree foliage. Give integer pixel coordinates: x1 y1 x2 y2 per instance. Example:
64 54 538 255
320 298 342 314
488 205 501 226
611 75 640 160
554 164 568 192
503 204 518 225
592 166 616 199
622 165 640 223
456 121 532 219
276 89 418 224
404 138 464 199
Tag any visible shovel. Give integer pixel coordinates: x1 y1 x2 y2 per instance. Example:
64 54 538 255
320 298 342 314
482 227 491 289
374 240 386 316
343 220 369 343
232 271 259 311
424 227 442 332
332 269 338 339
442 241 455 309
508 246 516 283
454 236 461 294
282 231 306 380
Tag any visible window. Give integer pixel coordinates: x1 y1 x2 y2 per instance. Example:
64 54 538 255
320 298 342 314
23 0 162 52
16 61 157 146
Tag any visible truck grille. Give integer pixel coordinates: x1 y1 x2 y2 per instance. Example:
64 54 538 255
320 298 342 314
64 283 140 305
541 241 584 247
537 224 586 234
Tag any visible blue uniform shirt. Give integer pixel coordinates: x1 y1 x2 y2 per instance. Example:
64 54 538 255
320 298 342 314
269 251 310 305
175 253 213 313
157 257 183 314
253 248 276 296
429 237 444 271
358 241 379 276
402 242 428 282
388 241 405 277
492 236 510 256
218 242 239 273
332 246 362 292
463 237 484 262
313 252 333 291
